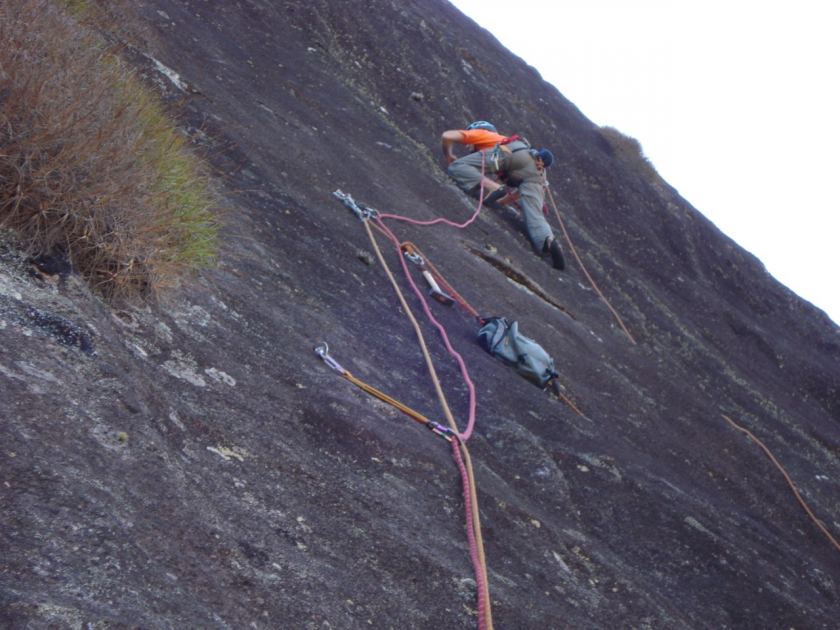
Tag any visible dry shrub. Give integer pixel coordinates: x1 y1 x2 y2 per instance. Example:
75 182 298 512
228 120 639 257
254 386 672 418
0 0 219 300
598 126 665 187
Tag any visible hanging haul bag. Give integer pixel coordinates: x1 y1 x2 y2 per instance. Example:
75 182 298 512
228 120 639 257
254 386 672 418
477 317 558 389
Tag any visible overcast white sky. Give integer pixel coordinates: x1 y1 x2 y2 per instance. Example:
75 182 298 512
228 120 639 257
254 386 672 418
450 0 840 326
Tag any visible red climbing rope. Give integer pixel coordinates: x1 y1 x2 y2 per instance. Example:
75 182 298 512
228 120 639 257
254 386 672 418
452 440 492 630
722 414 840 552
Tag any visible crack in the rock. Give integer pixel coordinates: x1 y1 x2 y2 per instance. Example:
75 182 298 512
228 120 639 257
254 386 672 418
464 244 575 320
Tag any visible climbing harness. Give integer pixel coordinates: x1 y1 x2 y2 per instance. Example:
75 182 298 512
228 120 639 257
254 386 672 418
491 135 529 171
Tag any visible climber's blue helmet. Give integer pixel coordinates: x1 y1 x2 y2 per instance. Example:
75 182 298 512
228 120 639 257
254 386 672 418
536 149 554 168
466 121 497 133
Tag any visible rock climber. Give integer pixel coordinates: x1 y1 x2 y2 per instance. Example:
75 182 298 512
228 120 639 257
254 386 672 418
442 121 565 270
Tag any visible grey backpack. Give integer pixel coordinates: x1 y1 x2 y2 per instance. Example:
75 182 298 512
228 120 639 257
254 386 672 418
477 317 558 389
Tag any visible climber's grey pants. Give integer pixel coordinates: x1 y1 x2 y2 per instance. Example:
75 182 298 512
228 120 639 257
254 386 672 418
447 149 496 193
517 180 552 253
447 146 553 252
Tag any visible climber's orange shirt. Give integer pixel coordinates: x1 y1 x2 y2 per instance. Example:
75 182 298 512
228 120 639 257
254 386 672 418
460 129 507 150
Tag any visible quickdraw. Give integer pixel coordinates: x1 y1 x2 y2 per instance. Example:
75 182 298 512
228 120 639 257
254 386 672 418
402 247 455 307
333 189 379 222
400 242 482 321
324 184 605 630
315 343 458 443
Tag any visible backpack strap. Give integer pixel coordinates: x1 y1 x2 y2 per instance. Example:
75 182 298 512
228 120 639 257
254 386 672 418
498 135 531 156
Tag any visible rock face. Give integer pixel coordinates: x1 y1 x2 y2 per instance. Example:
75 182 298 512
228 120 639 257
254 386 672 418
2 1 839 628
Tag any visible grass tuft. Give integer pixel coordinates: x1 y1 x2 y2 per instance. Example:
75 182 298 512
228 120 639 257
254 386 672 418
598 126 665 187
0 0 220 300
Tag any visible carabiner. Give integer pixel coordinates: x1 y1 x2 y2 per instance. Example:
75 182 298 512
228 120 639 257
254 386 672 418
425 420 458 443
315 342 346 375
404 251 424 267
361 204 380 220
333 190 367 222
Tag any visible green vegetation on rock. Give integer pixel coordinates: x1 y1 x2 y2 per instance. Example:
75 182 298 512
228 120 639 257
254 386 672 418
0 0 220 300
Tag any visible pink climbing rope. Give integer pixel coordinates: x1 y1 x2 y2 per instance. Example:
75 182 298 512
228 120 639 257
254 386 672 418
378 153 488 229
374 216 478 441
361 150 494 629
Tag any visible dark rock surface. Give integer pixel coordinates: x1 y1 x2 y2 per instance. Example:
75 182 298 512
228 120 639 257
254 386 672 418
2 1 838 628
